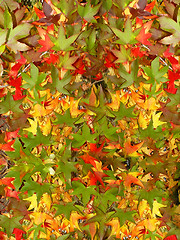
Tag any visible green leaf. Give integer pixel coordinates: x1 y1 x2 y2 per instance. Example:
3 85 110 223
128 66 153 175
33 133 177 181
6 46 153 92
0 29 7 45
53 68 71 95
6 23 32 53
112 208 135 226
72 124 98 147
4 7 13 29
54 202 78 219
53 24 78 51
21 125 51 150
72 181 98 205
22 63 47 91
78 2 102 22
0 215 23 237
21 178 52 202
118 59 140 88
0 92 23 114
102 0 112 11
55 108 82 127
57 234 70 240
57 160 77 186
111 18 139 45
112 102 136 120
28 224 46 240
138 188 164 209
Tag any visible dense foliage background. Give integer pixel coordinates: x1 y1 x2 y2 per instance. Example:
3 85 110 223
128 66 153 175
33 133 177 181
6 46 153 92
0 0 179 239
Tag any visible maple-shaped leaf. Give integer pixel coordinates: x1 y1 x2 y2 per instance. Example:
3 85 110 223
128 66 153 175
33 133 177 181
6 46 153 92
139 119 165 140
55 109 81 127
78 2 102 22
47 66 71 95
38 33 54 52
0 215 23 237
165 70 179 94
6 23 32 53
111 18 139 45
12 228 26 240
138 188 164 209
7 198 30 220
79 153 97 168
21 178 52 203
0 92 23 114
72 124 98 148
159 16 180 47
164 235 178 240
117 59 143 88
54 202 78 220
21 125 51 150
111 102 136 121
136 21 153 45
53 24 79 51
142 57 168 84
57 160 77 186
22 63 47 91
94 117 118 141
72 181 98 205
124 173 144 189
112 208 136 226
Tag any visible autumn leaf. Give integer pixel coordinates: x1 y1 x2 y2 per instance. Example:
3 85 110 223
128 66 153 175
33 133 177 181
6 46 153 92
124 139 144 156
124 173 144 189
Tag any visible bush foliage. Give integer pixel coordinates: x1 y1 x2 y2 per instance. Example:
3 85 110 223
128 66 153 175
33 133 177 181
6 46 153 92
0 0 179 239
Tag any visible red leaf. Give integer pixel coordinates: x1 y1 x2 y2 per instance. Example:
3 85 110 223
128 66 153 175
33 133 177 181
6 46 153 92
72 57 86 75
104 50 117 68
5 187 20 200
43 53 59 64
80 154 98 168
136 27 152 45
90 141 105 154
34 6 45 19
38 34 54 52
8 76 22 88
0 177 15 189
0 140 15 151
4 129 20 142
164 235 178 240
144 1 155 12
13 87 26 101
136 21 153 45
165 70 179 94
131 46 147 58
0 231 6 240
12 228 26 240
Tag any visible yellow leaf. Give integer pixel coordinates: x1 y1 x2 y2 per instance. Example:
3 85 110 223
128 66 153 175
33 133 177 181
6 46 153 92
41 193 52 211
32 104 47 117
138 97 158 110
24 194 38 211
70 211 84 232
138 111 148 129
138 199 151 218
39 117 52 136
152 200 166 218
152 112 165 128
31 212 52 225
106 219 120 238
24 118 38 135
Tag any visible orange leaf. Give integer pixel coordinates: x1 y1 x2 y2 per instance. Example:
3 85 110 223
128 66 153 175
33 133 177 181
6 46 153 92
124 139 144 156
124 174 144 189
0 177 15 189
